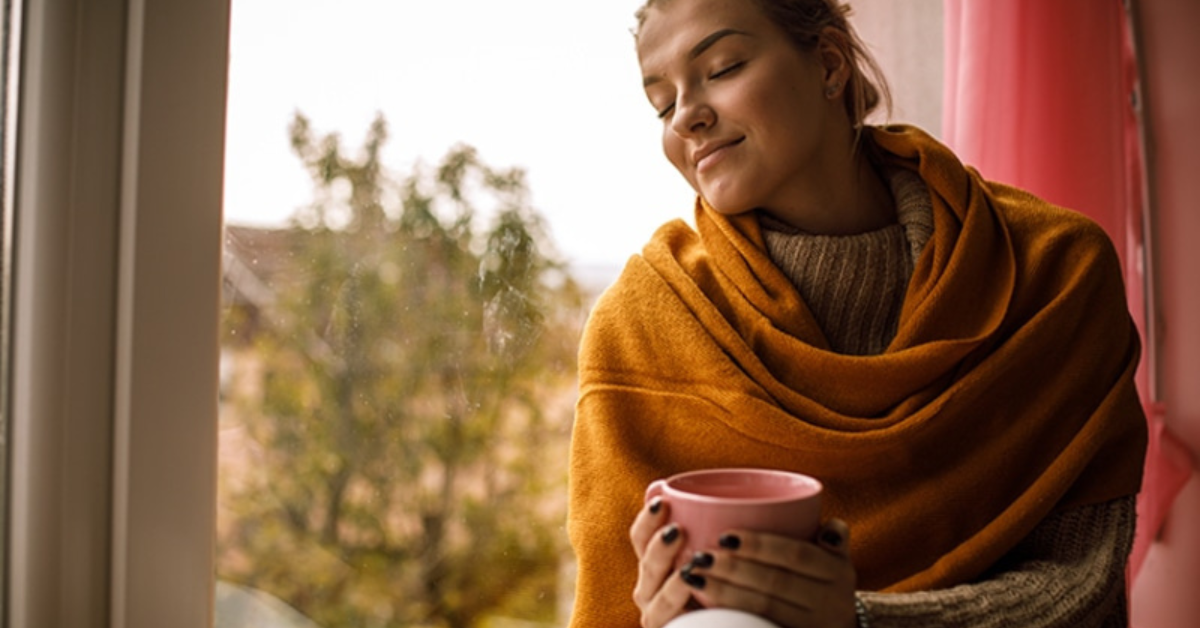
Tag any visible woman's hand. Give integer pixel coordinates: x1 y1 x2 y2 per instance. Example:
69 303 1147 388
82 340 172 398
678 519 857 628
630 496 695 628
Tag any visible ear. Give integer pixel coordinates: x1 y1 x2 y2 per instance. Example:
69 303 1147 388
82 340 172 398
816 26 852 98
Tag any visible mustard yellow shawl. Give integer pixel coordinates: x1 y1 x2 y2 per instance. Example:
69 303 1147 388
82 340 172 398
567 126 1146 627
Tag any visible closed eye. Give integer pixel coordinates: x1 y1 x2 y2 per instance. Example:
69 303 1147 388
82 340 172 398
710 61 744 79
657 103 675 120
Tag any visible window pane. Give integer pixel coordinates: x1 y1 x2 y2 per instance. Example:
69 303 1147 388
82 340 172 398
216 3 633 626
218 138 589 625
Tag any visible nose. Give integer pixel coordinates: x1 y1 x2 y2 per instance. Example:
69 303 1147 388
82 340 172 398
670 91 715 138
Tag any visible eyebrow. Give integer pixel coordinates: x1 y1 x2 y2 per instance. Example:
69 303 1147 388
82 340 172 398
642 28 750 88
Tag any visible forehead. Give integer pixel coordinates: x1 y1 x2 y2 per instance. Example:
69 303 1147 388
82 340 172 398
637 0 775 70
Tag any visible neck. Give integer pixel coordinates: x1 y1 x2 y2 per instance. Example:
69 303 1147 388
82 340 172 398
760 136 894 236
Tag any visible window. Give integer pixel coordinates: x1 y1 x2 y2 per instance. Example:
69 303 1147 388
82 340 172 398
214 3 640 625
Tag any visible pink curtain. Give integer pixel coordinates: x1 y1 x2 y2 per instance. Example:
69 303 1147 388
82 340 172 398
941 0 1192 589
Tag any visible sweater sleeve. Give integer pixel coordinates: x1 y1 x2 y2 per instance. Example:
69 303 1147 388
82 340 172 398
857 496 1135 628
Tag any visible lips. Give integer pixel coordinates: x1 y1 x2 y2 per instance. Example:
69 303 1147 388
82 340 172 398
693 137 744 172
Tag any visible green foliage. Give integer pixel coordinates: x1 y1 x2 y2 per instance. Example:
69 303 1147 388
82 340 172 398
219 112 586 628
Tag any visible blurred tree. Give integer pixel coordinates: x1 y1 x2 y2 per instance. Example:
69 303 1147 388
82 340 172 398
218 112 587 628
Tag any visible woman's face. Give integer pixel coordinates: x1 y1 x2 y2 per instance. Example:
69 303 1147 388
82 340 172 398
637 0 850 217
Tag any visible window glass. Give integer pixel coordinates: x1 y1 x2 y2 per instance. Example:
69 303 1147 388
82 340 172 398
218 118 589 626
216 2 651 626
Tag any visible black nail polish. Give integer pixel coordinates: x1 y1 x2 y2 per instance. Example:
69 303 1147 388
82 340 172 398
661 525 680 544
718 533 741 550
820 528 844 548
681 571 707 590
690 551 714 569
648 497 664 515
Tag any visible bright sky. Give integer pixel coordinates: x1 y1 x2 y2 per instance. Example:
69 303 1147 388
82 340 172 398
223 0 695 272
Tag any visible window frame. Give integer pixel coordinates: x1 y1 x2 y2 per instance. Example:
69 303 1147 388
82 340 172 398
7 0 229 626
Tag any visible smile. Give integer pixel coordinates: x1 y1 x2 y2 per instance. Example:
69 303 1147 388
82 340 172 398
694 138 744 173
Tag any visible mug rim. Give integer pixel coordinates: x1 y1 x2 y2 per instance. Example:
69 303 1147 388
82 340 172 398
659 467 822 504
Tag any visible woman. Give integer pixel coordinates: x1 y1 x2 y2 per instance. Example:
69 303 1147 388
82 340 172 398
567 0 1147 627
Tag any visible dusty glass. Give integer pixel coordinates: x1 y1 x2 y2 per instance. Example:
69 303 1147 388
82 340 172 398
215 5 591 627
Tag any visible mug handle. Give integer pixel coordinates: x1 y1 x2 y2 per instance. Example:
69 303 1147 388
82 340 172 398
645 479 667 504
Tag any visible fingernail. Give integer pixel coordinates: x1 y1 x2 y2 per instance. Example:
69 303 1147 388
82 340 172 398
680 571 706 590
661 524 680 544
689 551 714 569
648 497 663 515
718 533 741 550
820 528 844 548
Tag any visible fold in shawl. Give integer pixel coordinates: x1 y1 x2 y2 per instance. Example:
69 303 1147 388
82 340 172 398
567 126 1147 627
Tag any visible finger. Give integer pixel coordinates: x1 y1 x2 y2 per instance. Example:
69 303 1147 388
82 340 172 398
688 548 827 607
630 497 669 560
633 524 687 610
639 567 695 628
681 547 856 628
817 518 851 557
713 530 840 582
677 570 812 628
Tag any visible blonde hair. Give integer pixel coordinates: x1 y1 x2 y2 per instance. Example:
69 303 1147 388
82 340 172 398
635 0 893 129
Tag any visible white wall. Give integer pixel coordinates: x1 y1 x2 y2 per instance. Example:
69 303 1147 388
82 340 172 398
851 0 944 135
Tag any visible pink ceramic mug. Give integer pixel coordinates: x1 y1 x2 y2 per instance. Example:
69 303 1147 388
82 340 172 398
644 468 823 567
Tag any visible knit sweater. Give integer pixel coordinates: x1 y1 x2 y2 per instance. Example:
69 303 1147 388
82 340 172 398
758 167 1133 627
760 167 933 355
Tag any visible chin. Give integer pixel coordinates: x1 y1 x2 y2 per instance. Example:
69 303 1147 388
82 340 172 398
700 192 755 216
697 178 759 216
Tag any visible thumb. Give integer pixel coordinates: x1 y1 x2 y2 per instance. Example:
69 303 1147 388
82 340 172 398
817 518 851 557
